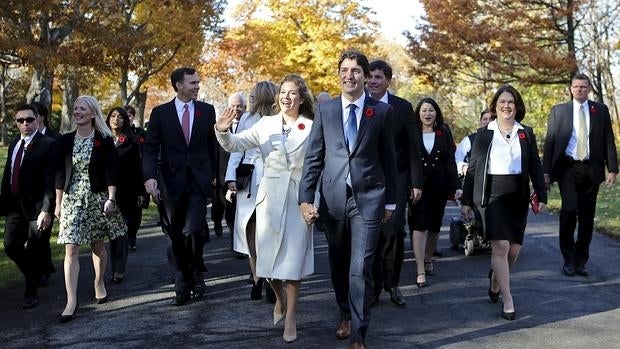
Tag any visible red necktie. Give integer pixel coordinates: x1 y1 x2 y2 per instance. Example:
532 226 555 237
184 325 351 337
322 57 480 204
11 140 25 194
182 104 191 145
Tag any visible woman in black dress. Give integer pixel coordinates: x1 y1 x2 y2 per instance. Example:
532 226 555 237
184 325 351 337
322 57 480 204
106 107 147 283
461 85 547 320
409 98 460 287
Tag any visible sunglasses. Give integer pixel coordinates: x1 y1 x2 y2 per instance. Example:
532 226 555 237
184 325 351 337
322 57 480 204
16 117 36 124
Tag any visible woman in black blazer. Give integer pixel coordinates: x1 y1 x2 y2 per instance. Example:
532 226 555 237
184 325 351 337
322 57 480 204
409 98 460 287
106 107 148 283
55 95 126 323
461 85 547 320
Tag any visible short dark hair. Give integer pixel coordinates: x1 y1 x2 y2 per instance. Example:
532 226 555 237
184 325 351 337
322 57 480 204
16 103 38 118
339 50 370 77
369 59 393 80
124 105 136 116
571 73 591 86
480 108 490 120
106 107 132 136
489 84 526 122
414 97 445 131
170 67 196 91
30 101 50 127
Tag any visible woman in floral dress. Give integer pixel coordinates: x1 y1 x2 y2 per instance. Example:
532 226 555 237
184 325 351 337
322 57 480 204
55 95 126 323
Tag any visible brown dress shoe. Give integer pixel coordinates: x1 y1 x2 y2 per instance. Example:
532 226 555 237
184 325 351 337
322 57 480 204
336 320 351 339
349 343 366 349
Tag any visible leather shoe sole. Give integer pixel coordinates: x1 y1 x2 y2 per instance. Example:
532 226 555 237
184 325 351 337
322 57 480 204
336 320 351 339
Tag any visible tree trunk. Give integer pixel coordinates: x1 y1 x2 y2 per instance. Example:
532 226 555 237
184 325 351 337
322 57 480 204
60 68 79 133
0 65 8 146
26 70 53 108
134 89 147 128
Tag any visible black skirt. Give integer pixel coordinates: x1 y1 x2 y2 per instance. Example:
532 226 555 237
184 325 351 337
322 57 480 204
479 174 528 245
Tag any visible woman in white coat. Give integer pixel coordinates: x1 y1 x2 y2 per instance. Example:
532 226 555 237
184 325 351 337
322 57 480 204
225 81 278 300
216 74 315 343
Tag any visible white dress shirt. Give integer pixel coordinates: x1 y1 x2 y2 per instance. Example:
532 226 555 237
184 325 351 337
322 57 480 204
11 131 38 180
455 136 472 174
565 100 591 160
174 97 195 137
487 120 523 175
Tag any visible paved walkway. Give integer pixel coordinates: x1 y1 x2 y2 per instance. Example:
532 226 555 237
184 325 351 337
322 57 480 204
1 204 619 348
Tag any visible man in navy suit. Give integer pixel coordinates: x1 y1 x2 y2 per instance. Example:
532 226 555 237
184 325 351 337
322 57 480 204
543 73 618 277
367 59 422 307
143 67 217 305
1 104 58 309
299 50 397 349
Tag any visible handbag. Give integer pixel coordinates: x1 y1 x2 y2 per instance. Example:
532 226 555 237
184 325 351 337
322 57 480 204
235 151 254 190
530 192 540 214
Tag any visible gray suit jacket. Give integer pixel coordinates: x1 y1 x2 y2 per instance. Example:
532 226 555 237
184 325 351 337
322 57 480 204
299 95 397 221
543 100 618 184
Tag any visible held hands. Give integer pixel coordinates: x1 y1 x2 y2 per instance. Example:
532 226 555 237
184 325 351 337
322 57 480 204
536 202 547 214
227 181 237 192
461 205 475 222
300 202 319 225
103 199 116 216
215 106 237 133
145 179 160 204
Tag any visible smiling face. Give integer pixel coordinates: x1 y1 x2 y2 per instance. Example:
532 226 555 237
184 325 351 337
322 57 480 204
73 99 96 127
109 110 125 131
495 91 516 122
419 102 437 129
339 58 367 101
367 69 390 99
480 112 492 127
278 81 302 116
175 72 200 102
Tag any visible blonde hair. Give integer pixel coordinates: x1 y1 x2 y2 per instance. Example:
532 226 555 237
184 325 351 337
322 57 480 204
73 95 112 137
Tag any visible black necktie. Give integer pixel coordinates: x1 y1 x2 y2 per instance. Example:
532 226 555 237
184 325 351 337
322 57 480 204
11 140 25 194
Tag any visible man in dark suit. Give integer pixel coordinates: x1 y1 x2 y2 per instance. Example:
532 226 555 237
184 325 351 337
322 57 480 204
30 101 61 286
143 67 218 305
543 73 618 277
299 50 398 349
366 59 422 307
1 104 58 309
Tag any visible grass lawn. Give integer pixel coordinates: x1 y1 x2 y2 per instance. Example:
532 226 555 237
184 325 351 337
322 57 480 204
0 145 159 288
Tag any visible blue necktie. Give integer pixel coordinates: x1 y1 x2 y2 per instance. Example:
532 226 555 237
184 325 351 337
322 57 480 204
345 104 357 152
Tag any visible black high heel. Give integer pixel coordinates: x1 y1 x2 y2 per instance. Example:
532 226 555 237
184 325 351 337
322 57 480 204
501 300 516 320
59 302 79 323
488 269 500 303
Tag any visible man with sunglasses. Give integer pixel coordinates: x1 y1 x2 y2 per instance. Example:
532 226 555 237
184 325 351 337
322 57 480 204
0 104 58 309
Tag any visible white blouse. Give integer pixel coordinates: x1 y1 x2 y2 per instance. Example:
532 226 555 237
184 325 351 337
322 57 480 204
487 120 523 175
422 132 435 154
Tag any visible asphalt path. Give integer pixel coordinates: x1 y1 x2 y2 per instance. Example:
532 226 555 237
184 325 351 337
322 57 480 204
1 203 619 348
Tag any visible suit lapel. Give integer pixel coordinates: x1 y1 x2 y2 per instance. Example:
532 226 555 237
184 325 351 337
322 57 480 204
518 129 529 174
560 102 573 144
167 99 186 145
21 132 43 164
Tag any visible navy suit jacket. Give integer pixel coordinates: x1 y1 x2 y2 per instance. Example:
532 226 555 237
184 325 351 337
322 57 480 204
142 99 217 202
543 100 618 184
299 95 398 221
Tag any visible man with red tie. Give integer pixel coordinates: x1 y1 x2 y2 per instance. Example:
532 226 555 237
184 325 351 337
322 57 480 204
143 67 218 306
1 103 58 309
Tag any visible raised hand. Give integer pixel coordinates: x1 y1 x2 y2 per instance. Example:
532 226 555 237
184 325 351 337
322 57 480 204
215 106 237 132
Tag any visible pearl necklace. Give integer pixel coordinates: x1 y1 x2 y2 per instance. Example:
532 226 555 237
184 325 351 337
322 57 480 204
76 129 95 139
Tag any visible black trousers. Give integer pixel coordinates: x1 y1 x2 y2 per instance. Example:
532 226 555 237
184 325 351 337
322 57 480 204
210 184 235 230
3 209 46 297
159 177 208 296
373 171 408 294
558 160 599 267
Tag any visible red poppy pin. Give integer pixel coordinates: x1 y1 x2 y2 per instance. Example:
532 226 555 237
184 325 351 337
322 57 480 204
298 123 305 130
195 109 201 118
94 139 101 147
118 135 126 143
435 130 443 136
518 131 526 140
364 108 374 118
138 136 145 143
26 143 34 151
590 105 596 113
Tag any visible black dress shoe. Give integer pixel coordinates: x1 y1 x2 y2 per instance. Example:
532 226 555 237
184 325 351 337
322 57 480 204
563 264 576 277
501 310 516 320
23 296 39 309
214 224 223 236
59 303 79 323
112 276 124 284
40 274 51 288
265 284 277 304
171 293 190 306
192 276 206 300
389 287 406 306
487 269 500 303
250 278 264 300
95 296 108 304
575 265 588 276
128 244 137 252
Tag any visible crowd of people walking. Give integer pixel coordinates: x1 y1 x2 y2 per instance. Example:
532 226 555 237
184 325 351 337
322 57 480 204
1 49 617 349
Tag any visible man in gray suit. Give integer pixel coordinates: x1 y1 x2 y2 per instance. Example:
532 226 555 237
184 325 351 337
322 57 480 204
299 50 397 349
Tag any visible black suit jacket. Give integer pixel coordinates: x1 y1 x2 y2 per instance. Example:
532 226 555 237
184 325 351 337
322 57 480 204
418 124 460 195
543 100 618 184
56 131 119 193
0 132 58 218
462 125 547 207
142 99 217 202
42 127 61 140
387 93 423 189
115 134 147 210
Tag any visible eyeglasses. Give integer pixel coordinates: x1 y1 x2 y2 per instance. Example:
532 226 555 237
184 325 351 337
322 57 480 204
16 117 36 124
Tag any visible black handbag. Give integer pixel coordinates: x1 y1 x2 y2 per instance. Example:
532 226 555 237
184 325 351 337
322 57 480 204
235 151 254 190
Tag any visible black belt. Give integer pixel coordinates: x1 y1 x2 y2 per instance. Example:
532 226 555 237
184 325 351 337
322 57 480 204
564 155 589 166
